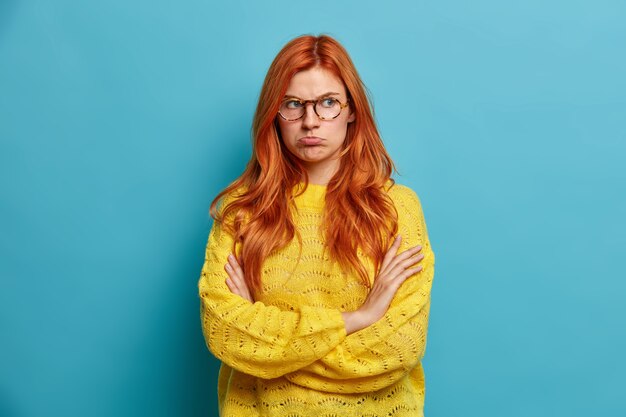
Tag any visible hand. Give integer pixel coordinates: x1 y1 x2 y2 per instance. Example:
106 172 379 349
224 254 254 303
341 235 424 335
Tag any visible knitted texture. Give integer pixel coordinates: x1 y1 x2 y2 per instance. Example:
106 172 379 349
198 182 436 417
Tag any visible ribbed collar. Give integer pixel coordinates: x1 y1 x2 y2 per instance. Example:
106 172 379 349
292 182 326 209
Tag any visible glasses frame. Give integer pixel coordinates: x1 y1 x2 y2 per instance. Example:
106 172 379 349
277 97 350 121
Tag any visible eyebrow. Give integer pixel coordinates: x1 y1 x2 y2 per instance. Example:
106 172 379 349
283 92 341 100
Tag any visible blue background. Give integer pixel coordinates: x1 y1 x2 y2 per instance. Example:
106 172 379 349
1 1 625 416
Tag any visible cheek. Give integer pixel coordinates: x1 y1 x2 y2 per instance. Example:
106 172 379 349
277 122 300 154
277 121 295 141
330 120 350 141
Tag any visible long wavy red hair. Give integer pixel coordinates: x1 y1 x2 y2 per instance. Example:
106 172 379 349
210 34 399 293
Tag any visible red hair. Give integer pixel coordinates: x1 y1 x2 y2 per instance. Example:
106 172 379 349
210 34 399 293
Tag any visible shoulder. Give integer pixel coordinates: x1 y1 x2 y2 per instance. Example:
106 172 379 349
216 184 249 211
384 181 425 214
211 184 250 229
222 184 248 203
384 181 433 246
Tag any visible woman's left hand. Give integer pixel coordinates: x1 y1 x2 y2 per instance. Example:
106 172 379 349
224 254 254 303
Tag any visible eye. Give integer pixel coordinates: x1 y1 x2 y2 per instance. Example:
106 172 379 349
320 98 337 108
285 100 303 109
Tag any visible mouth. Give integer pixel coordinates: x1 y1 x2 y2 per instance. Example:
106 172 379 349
299 136 323 146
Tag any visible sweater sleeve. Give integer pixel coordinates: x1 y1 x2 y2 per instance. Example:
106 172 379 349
198 198 347 380
283 186 436 393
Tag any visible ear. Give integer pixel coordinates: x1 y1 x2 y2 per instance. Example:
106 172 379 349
347 110 356 123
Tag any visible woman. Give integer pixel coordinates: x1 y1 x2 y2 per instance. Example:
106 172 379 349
198 34 436 416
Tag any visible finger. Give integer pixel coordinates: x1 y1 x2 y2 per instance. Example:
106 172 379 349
228 254 245 279
390 266 424 288
384 245 422 274
228 261 243 283
228 256 253 300
225 270 239 293
226 277 250 301
386 254 425 281
383 234 401 258
226 256 242 280
398 252 425 270
397 245 423 260
225 262 242 283
225 264 245 293
225 277 238 294
380 235 402 273
402 265 423 279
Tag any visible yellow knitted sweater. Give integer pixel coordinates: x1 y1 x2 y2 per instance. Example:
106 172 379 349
198 182 436 417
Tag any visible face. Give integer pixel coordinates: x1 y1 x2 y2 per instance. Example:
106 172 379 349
276 66 355 182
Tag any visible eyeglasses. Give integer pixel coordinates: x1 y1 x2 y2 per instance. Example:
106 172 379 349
278 97 350 121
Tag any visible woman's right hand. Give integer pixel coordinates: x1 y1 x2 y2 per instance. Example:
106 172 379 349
341 235 424 335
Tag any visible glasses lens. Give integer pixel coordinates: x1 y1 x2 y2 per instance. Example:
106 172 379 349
315 98 341 119
278 98 343 120
279 100 304 120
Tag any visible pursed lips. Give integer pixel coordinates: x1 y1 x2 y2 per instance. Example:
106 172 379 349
299 136 323 146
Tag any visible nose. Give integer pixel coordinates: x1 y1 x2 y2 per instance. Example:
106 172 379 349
301 102 320 130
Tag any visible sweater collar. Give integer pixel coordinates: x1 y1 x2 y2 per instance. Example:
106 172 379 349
292 182 326 209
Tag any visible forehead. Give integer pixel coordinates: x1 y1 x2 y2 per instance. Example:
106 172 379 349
284 66 346 98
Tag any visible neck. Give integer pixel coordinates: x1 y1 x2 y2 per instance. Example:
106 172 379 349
302 159 340 186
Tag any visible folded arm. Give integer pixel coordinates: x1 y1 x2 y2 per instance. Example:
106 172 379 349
203 185 435 388
284 244 434 393
198 217 347 379
283 186 436 392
